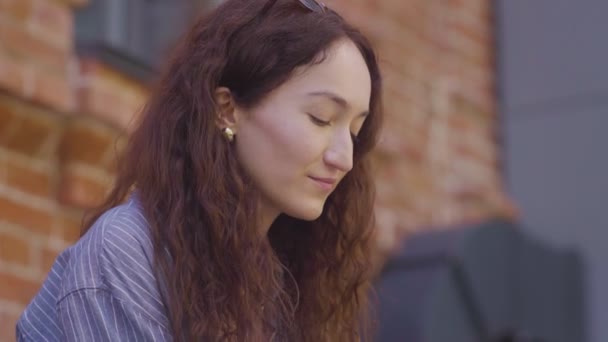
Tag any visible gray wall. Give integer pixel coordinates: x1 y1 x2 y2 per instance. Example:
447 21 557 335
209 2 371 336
496 1 608 341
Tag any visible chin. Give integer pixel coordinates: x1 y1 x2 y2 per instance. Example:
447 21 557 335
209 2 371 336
284 202 325 221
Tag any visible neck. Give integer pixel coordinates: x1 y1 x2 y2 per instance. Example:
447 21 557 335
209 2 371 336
257 200 280 236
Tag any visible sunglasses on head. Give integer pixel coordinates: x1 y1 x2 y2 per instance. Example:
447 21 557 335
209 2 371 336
264 0 327 13
296 0 326 12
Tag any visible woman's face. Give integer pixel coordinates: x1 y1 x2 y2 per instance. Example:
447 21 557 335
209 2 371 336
234 38 372 224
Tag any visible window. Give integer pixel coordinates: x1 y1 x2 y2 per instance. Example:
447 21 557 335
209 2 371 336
75 0 216 81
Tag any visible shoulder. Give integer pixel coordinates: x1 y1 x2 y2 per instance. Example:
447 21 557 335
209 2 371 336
59 195 168 324
97 195 156 272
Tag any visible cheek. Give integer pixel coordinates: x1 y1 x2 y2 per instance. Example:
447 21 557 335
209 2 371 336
236 111 328 199
249 114 325 171
236 111 332 220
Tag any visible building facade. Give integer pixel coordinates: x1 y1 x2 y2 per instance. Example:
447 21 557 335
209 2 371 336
0 0 513 339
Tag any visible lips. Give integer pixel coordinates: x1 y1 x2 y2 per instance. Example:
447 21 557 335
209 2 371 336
309 176 337 190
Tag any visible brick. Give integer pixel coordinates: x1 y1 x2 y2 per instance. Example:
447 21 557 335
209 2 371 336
448 12 492 47
79 59 150 101
0 310 22 342
77 59 148 127
58 163 111 209
374 205 399 252
0 48 27 96
55 206 83 243
457 63 495 94
78 85 146 132
403 124 430 161
449 118 497 164
0 0 33 23
376 123 407 157
452 79 495 115
448 32 492 69
0 271 41 306
490 193 520 220
0 194 54 236
59 118 117 168
78 82 140 131
41 246 60 274
30 0 73 50
451 137 497 166
0 232 30 266
0 18 70 71
0 155 55 198
101 134 128 174
0 98 18 133
1 107 59 157
31 66 75 113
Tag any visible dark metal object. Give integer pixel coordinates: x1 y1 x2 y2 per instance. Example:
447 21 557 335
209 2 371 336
374 219 585 342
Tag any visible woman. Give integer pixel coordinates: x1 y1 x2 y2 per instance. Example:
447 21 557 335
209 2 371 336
17 0 383 340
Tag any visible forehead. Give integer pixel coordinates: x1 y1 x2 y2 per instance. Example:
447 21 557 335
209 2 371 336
274 39 372 111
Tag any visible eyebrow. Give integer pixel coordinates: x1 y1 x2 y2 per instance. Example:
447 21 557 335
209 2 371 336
307 91 370 117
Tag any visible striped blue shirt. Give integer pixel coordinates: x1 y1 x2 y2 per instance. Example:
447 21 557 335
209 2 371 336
16 194 173 341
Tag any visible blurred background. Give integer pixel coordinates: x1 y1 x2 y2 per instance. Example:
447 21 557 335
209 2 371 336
0 0 604 341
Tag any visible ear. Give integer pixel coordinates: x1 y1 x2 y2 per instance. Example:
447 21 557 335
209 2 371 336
214 87 240 131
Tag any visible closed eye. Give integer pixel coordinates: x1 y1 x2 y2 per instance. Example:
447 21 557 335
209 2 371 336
308 114 331 127
309 114 360 145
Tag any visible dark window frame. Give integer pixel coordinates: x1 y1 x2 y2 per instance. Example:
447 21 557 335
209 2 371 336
74 0 212 82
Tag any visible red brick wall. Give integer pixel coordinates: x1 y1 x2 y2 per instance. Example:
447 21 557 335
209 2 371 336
0 0 147 339
0 0 515 340
328 0 516 255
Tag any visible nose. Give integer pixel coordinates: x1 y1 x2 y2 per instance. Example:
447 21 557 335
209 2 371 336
323 128 353 173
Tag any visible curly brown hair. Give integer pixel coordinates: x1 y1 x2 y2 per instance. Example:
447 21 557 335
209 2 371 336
81 0 383 340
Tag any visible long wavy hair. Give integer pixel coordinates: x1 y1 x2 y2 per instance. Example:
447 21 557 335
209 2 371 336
82 0 383 340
